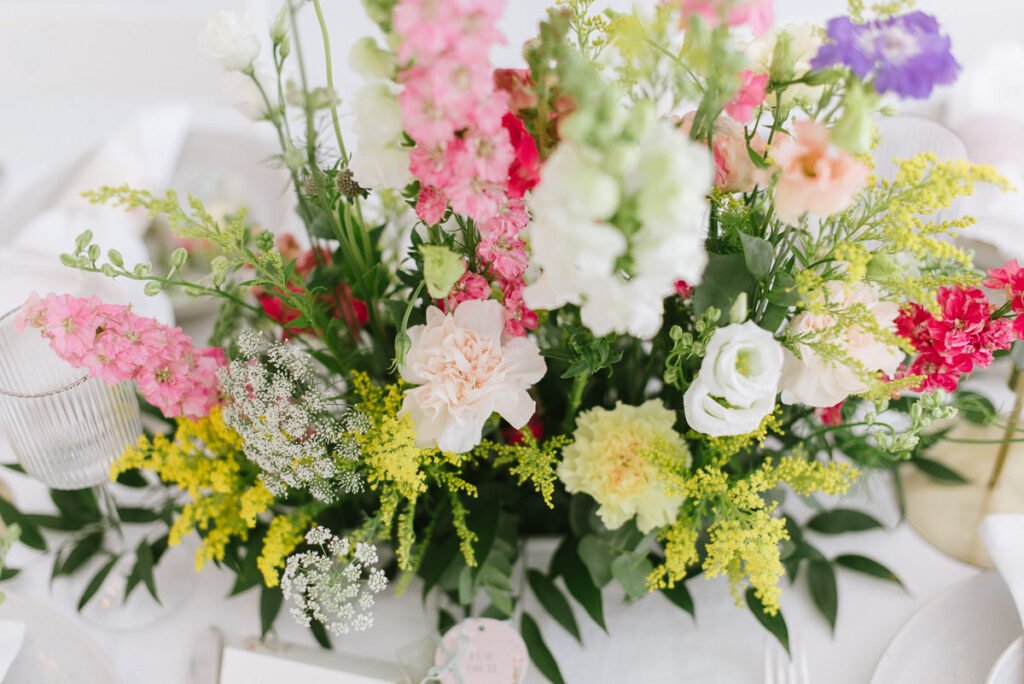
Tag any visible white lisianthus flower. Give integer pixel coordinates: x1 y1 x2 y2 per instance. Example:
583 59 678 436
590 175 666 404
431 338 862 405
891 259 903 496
201 10 261 71
559 400 691 533
684 322 784 437
398 300 546 453
523 120 712 340
350 84 412 190
780 282 903 408
348 37 396 80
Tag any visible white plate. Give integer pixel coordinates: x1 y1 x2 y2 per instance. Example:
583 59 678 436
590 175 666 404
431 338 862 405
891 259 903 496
987 637 1024 684
0 592 118 684
872 572 1022 684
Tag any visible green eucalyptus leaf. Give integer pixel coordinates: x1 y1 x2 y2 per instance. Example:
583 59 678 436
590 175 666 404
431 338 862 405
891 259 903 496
578 535 615 588
260 584 283 638
745 587 789 655
527 570 581 644
911 456 969 485
661 581 694 618
739 233 773 280
610 552 653 601
550 538 607 631
806 509 884 535
808 559 838 632
521 614 565 684
834 554 904 588
78 555 119 611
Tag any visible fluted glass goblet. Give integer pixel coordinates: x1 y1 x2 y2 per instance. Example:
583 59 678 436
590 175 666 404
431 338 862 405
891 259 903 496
0 305 180 628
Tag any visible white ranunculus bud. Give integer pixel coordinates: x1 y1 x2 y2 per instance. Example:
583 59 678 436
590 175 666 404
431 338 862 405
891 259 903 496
683 321 784 437
348 37 396 80
200 10 261 71
270 6 290 45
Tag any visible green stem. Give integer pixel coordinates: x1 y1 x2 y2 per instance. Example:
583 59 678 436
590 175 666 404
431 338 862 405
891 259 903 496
562 372 591 433
311 0 349 162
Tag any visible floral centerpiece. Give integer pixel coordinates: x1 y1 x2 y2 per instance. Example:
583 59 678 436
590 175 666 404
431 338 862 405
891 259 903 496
4 0 1019 678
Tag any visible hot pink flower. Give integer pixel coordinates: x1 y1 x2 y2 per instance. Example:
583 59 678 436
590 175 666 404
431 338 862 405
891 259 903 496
675 280 694 299
772 120 868 225
501 284 538 338
725 70 769 124
445 272 491 310
896 286 1013 392
985 259 1024 314
815 401 845 426
503 113 540 199
416 186 449 225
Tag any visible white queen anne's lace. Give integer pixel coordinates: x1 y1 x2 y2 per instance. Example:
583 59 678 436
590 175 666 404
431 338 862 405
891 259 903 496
281 526 388 636
219 330 367 501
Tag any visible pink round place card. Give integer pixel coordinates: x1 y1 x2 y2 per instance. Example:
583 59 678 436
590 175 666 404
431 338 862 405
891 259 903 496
435 617 528 684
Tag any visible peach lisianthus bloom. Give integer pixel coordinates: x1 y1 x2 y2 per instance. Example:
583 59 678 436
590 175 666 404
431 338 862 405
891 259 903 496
681 113 769 193
771 120 868 225
398 299 546 453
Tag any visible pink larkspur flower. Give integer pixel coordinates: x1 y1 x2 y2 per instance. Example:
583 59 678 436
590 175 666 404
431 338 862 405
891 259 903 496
17 292 224 420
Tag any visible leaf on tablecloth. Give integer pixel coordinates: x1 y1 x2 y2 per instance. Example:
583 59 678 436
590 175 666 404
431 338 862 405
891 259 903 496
521 613 565 684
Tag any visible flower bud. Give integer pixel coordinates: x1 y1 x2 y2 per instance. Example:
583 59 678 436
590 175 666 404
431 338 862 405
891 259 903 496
75 229 94 253
101 264 117 277
419 245 466 299
348 37 395 80
729 292 749 324
144 281 164 297
87 244 101 262
392 331 412 370
830 81 880 154
134 262 152 277
270 6 290 44
59 253 77 268
107 249 124 267
171 247 189 269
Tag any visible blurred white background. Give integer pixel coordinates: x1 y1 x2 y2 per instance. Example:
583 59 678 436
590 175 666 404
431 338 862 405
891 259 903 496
0 0 1021 205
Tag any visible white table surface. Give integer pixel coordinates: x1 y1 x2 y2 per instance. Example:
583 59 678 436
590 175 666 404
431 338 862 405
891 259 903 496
0 1 1019 682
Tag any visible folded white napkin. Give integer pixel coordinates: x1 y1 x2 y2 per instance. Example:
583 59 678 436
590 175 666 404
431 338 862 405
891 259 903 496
0 620 26 679
0 106 191 323
980 514 1024 626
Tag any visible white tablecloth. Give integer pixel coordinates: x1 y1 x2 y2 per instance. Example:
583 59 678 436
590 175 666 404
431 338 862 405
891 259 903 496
0 0 1018 682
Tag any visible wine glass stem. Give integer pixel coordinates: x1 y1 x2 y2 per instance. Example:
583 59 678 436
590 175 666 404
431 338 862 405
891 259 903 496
93 484 127 553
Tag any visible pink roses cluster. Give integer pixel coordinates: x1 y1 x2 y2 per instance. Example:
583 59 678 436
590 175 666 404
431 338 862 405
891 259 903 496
896 286 1013 392
16 293 224 419
394 0 539 337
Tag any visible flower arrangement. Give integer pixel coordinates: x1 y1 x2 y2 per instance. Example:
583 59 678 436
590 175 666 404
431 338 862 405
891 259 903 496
8 0 1022 678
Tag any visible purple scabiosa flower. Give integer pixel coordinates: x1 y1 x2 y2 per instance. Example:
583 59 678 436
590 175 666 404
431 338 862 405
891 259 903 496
811 11 960 99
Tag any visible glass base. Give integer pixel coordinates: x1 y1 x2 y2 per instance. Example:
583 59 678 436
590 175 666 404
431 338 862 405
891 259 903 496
903 421 1024 568
51 535 196 631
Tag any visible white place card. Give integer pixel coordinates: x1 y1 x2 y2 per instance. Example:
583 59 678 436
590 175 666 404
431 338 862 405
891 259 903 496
219 639 403 684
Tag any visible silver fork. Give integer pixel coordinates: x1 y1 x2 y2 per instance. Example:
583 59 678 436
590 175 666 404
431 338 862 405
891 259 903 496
763 637 810 684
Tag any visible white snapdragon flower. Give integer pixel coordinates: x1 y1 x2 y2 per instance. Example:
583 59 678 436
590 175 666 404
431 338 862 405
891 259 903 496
200 10 261 71
523 120 712 340
780 282 903 408
350 84 412 190
398 300 547 453
684 322 784 437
